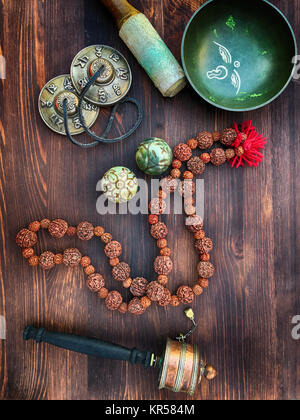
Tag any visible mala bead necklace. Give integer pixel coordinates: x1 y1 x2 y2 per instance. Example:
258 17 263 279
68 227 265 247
16 215 214 316
16 120 266 316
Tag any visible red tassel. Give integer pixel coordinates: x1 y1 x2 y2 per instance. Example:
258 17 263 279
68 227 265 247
230 121 267 168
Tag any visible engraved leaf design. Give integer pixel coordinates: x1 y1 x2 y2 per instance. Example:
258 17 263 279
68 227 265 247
231 70 241 95
213 42 232 64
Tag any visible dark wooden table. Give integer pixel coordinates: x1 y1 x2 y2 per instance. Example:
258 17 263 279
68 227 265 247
0 0 299 401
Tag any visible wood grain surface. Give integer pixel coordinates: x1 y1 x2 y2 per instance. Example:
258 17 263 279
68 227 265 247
0 0 299 400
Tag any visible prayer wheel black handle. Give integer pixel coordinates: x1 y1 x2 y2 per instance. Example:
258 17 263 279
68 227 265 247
23 326 153 367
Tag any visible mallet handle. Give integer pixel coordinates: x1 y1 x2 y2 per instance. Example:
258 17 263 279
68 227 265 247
100 0 186 97
24 326 153 367
101 0 139 29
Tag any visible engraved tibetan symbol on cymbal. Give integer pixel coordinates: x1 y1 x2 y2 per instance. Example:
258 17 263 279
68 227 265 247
70 45 132 107
89 58 115 85
38 74 99 136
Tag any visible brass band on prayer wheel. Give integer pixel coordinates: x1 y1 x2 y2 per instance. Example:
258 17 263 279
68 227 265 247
158 338 201 396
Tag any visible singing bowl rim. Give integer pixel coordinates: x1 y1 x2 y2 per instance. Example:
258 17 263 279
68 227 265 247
181 0 297 112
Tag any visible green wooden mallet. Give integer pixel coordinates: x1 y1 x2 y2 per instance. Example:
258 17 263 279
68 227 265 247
101 0 187 97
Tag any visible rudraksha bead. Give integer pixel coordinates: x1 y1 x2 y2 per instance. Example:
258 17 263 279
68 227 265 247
157 239 167 249
210 148 227 166
94 226 105 237
194 230 205 240
186 215 203 233
86 273 105 293
177 286 194 304
225 148 236 160
200 153 211 164
183 171 194 180
170 295 180 307
148 214 159 225
187 156 206 175
16 229 38 248
104 241 122 259
149 198 167 215
158 275 168 286
112 262 131 282
160 176 179 193
39 251 55 270
67 226 77 237
150 222 168 240
84 265 95 276
105 291 123 311
170 168 181 179
200 253 210 262
54 254 63 265
80 256 91 268
199 278 209 288
128 298 146 315
130 277 148 297
193 285 203 296
98 287 109 299
118 302 128 314
22 248 34 259
186 138 198 150
28 221 41 232
185 205 196 216
153 256 173 275
140 296 152 309
48 219 68 239
109 258 120 267
220 128 237 146
194 238 213 254
173 143 192 162
240 133 248 143
172 159 182 169
101 233 113 244
197 131 214 149
178 180 196 197
212 131 221 142
77 221 94 241
122 278 132 289
63 248 82 267
160 247 171 257
158 288 171 307
146 281 164 302
40 219 51 229
235 146 244 157
197 261 215 278
28 256 39 267
184 197 195 207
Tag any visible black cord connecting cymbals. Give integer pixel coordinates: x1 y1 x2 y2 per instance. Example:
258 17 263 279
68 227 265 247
63 65 143 148
38 45 143 148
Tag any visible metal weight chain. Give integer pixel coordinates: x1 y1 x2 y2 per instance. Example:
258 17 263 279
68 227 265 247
63 65 143 148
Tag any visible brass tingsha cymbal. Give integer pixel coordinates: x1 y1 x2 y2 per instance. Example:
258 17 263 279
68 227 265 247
70 45 132 107
38 75 99 136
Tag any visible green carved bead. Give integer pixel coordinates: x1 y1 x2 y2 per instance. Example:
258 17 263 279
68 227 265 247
136 138 173 176
101 167 138 204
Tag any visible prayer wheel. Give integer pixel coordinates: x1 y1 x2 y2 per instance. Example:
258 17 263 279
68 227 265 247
24 326 216 396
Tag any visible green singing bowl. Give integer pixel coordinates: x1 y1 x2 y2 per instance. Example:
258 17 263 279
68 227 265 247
181 0 297 111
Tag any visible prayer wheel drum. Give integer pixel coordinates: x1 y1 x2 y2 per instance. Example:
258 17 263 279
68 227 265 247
158 338 214 395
